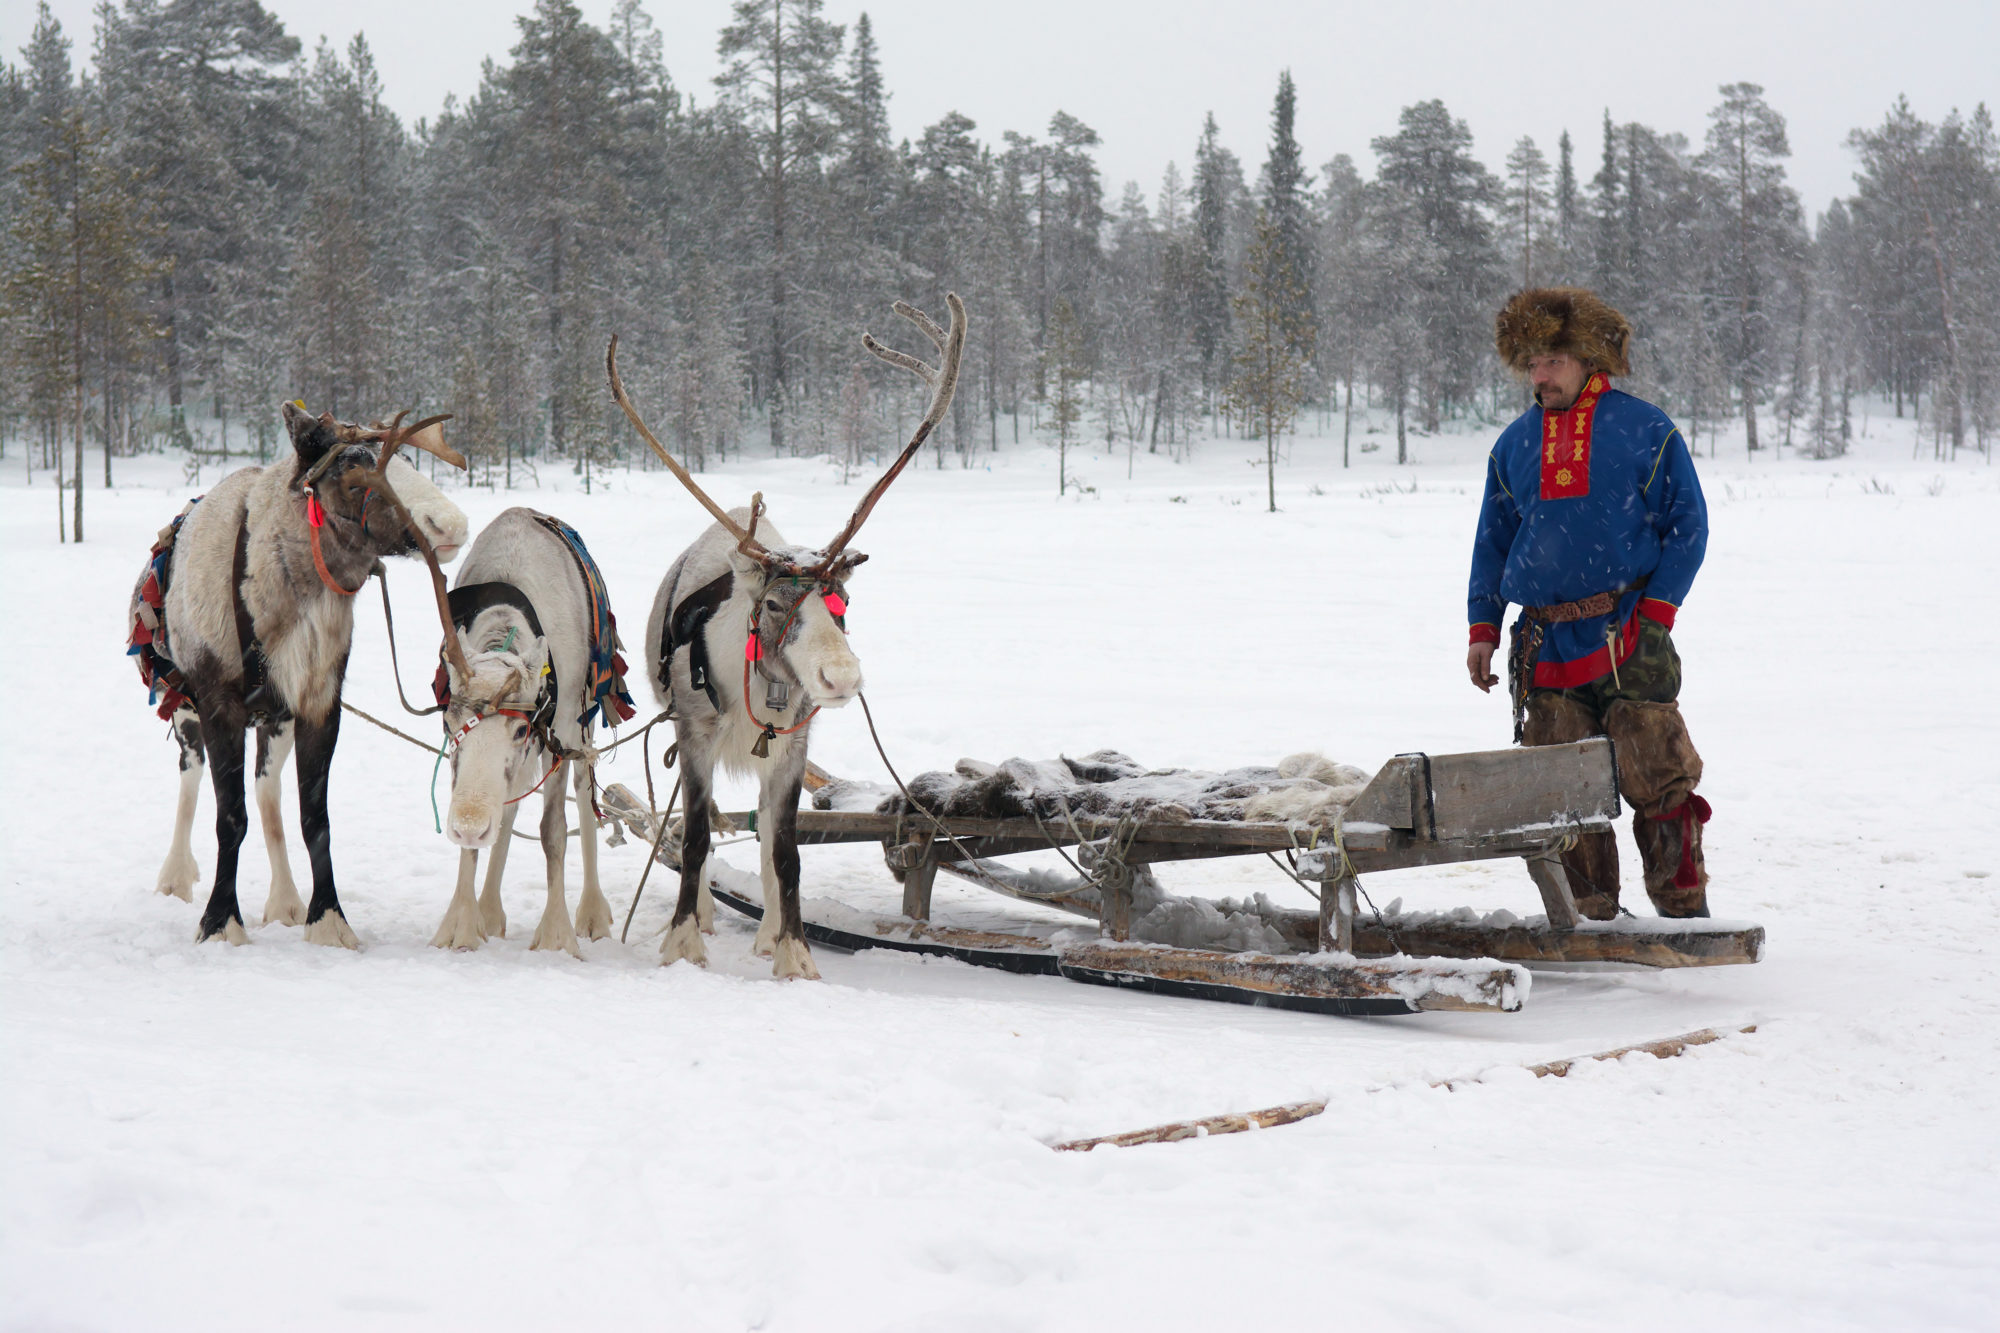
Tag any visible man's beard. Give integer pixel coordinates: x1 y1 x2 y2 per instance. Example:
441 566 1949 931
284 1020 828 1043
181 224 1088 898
1535 385 1580 412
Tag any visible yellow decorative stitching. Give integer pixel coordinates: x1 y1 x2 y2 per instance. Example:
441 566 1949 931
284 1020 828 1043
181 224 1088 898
1644 428 1683 494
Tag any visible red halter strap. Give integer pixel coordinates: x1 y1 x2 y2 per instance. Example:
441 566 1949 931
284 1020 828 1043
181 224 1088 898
738 575 844 749
305 488 364 597
447 707 560 805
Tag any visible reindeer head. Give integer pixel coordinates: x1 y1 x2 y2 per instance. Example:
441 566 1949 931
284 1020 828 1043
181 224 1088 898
730 521 866 710
439 607 553 848
607 293 965 723
282 402 469 563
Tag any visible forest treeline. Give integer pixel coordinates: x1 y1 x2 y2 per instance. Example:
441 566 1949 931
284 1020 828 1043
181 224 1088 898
4 0 1996 531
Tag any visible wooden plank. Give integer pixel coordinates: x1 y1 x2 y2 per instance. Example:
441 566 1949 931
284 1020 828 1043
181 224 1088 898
781 808 1311 850
1427 738 1619 841
1051 1025 1757 1151
934 858 1100 918
1523 852 1581 931
1340 754 1425 832
1058 942 1525 1014
1317 875 1357 953
900 847 938 923
1099 864 1134 941
1249 907 1764 968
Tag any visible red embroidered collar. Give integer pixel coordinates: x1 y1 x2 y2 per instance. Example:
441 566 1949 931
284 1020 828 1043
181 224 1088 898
1540 374 1608 500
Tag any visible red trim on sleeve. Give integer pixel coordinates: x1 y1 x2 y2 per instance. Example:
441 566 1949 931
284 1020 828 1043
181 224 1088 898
1469 623 1501 647
1638 598 1678 629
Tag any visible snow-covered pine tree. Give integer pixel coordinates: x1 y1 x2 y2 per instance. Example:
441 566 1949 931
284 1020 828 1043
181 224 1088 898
1502 135 1550 290
1043 296 1086 495
1314 153 1367 466
1227 208 1312 512
1553 129 1579 281
716 0 845 456
1263 72 1316 368
1369 99 1500 431
1190 112 1238 408
1697 82 1804 456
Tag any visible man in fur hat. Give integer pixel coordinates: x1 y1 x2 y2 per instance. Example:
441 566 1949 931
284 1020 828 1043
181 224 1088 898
1466 287 1712 918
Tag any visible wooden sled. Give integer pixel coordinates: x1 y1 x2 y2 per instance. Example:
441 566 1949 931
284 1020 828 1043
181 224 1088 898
599 738 1760 1017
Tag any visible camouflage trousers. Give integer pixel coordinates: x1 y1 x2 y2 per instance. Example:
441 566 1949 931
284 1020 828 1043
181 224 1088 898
1521 618 1711 918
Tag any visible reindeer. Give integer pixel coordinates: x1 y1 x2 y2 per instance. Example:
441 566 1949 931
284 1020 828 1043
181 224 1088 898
130 403 468 946
606 293 966 979
431 507 633 957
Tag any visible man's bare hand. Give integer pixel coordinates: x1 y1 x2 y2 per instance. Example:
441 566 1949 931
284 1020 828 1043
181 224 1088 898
1468 641 1499 693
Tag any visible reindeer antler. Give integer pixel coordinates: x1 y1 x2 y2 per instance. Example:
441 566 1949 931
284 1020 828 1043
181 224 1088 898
369 411 463 472
818 292 967 569
605 335 773 564
354 410 473 684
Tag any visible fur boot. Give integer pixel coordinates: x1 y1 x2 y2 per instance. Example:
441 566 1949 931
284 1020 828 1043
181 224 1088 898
1605 699 1709 915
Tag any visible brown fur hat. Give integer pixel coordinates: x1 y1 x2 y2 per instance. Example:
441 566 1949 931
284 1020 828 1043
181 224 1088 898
1495 287 1632 377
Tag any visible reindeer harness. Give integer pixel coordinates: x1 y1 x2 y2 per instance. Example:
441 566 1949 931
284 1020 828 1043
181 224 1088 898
434 515 635 798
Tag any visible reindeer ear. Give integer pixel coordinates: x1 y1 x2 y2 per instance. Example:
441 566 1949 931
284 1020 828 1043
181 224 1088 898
283 401 334 463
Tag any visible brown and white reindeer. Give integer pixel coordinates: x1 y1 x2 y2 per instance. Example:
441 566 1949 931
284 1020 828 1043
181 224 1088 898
606 293 966 979
131 403 469 946
431 507 635 957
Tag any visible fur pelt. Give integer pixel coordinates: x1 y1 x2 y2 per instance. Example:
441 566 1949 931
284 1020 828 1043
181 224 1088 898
1494 287 1632 377
878 749 1372 830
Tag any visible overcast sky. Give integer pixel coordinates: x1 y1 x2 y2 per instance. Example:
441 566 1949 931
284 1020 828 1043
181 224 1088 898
9 0 1995 220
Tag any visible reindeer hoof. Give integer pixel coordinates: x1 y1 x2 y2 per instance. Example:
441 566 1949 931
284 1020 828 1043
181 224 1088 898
660 916 708 968
157 857 198 901
574 886 614 941
430 901 488 951
303 910 360 950
531 911 582 959
262 880 305 927
197 917 249 946
479 892 507 939
771 937 820 981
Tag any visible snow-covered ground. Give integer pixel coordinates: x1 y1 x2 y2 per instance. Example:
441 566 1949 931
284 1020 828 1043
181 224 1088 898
3 407 1996 1331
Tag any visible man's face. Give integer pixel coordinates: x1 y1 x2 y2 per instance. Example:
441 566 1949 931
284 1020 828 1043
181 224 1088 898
1527 353 1590 412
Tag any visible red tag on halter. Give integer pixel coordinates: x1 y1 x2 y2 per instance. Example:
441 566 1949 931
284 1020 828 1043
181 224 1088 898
306 492 325 528
823 592 846 618
744 635 762 662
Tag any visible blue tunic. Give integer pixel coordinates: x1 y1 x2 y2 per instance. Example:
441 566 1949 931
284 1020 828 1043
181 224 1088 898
1467 381 1707 688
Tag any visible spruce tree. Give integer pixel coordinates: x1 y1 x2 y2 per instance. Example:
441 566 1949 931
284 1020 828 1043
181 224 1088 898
1043 296 1085 495
1190 112 1237 404
717 0 846 455
1697 82 1803 455
1227 208 1312 512
1262 72 1315 360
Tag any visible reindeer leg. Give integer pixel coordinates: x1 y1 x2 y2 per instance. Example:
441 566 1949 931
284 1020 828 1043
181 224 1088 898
432 848 488 950
661 758 711 967
294 705 359 949
194 698 250 946
751 776 781 959
572 757 613 941
255 721 304 926
156 708 204 901
764 750 817 981
530 759 580 957
478 804 517 938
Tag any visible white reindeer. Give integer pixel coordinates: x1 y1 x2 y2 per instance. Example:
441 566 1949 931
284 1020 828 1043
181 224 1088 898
432 508 627 957
131 404 468 946
606 293 966 979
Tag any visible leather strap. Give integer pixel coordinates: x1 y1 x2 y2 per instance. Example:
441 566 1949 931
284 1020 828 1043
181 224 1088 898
1524 577 1648 624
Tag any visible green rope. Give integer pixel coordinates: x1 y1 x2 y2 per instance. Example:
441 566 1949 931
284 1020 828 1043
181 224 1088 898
430 742 447 833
